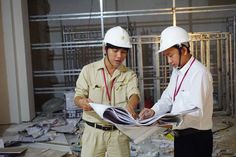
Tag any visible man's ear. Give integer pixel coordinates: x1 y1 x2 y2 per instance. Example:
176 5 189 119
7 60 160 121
182 47 188 55
103 46 108 56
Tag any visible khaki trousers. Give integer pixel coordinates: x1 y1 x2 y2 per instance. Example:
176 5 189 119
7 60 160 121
81 124 130 157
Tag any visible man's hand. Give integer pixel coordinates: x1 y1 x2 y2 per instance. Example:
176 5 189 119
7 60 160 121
75 97 93 111
126 94 140 119
139 108 155 120
126 105 138 119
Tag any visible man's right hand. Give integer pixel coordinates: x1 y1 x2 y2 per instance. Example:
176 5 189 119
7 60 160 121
75 97 93 111
139 108 155 120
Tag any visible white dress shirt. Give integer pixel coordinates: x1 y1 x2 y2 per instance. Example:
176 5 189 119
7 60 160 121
152 56 213 130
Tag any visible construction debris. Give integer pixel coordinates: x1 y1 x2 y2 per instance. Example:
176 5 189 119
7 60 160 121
0 111 236 157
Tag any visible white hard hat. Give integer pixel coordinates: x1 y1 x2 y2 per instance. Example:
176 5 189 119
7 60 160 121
158 26 189 53
103 26 132 48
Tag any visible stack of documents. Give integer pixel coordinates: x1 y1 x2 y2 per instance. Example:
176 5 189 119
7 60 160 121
89 103 199 143
89 103 198 126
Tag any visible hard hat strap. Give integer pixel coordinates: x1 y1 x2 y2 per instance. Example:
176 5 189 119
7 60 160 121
173 43 190 69
105 48 114 68
177 47 182 69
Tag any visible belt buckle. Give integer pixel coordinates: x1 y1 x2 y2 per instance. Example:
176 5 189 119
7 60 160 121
103 126 111 131
110 126 115 131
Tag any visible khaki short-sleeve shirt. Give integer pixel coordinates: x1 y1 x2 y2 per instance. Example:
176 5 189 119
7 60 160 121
75 58 140 125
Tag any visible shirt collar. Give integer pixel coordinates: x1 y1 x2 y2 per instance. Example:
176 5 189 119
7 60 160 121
95 58 105 70
177 56 195 75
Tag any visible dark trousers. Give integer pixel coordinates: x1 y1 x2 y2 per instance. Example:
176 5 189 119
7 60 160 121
174 129 213 157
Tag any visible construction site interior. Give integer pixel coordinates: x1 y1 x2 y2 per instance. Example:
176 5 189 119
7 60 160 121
0 0 236 157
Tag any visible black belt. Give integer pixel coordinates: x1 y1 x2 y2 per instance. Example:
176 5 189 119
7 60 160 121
85 121 117 131
174 128 210 137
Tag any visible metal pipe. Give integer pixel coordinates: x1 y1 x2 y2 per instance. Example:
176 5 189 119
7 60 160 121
154 43 160 100
32 44 102 50
29 4 236 22
172 0 176 26
137 37 145 109
32 40 103 46
33 69 81 77
229 34 234 115
31 32 230 50
100 0 104 38
234 16 236 116
200 35 205 65
216 34 222 109
206 34 210 69
31 33 234 115
225 34 230 113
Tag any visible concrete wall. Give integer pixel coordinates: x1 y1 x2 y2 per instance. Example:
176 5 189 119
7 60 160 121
0 0 35 124
0 1 10 124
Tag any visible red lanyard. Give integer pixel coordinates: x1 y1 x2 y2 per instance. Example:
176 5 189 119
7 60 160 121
102 69 115 102
173 58 196 101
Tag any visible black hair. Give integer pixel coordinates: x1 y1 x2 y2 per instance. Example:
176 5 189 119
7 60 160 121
105 43 129 52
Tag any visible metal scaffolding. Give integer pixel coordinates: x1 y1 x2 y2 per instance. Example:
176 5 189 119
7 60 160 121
131 32 233 112
32 31 234 114
29 2 236 114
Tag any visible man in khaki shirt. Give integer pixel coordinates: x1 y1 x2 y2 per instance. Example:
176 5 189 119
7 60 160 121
74 26 140 157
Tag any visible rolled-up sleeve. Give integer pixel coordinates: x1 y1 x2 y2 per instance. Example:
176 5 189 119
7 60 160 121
126 71 140 99
74 66 89 98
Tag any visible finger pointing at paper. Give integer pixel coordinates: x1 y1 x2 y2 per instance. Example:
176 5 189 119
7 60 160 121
139 108 155 120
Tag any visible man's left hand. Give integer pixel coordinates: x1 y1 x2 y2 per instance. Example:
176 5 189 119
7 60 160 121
126 105 138 119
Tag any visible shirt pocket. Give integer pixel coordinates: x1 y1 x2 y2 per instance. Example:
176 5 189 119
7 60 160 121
114 82 127 106
180 90 194 108
88 84 104 104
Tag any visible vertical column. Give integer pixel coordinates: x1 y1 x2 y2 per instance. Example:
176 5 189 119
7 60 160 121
137 37 144 109
0 1 11 124
1 0 20 123
153 42 160 101
206 34 210 69
99 0 104 38
228 33 234 116
234 16 236 116
225 33 230 114
1 0 34 123
216 34 222 109
172 0 176 26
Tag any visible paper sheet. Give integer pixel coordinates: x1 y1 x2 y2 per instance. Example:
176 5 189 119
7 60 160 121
89 103 199 143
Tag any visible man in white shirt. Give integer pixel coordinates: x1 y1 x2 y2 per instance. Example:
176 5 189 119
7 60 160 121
139 26 213 157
